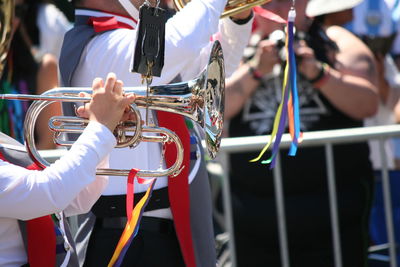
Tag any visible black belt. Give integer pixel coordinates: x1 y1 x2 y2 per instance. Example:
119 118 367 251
97 216 176 235
91 186 169 218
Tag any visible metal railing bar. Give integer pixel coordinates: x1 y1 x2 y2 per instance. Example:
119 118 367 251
40 125 400 160
369 254 391 262
369 243 390 252
219 150 237 267
220 125 400 153
273 153 290 267
379 138 398 267
325 143 342 267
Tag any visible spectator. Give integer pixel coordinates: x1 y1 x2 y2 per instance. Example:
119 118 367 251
346 0 400 262
23 0 72 61
224 0 379 265
347 0 400 172
0 0 62 149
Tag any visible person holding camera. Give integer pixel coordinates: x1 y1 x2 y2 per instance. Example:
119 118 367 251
345 0 400 172
224 0 379 265
345 0 400 263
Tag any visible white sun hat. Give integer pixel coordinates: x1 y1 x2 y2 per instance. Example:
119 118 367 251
306 0 364 17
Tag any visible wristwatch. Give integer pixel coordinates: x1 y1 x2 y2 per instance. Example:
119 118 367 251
249 66 263 81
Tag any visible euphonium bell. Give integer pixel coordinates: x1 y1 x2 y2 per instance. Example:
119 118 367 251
173 0 271 18
0 41 225 177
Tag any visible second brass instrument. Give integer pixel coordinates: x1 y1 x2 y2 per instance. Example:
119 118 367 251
173 0 271 18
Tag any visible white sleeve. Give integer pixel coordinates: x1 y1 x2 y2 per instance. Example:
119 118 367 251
165 0 226 58
0 121 116 220
179 17 253 81
213 17 253 77
63 155 109 217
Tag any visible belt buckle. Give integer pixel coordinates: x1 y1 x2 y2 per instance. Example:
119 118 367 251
101 217 128 229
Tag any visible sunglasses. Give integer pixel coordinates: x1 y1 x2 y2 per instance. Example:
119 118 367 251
14 4 28 19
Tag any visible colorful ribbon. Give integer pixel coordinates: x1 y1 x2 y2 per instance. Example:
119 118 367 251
108 169 156 267
250 7 302 168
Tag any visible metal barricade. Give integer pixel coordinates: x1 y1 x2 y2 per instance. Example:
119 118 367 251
218 124 400 267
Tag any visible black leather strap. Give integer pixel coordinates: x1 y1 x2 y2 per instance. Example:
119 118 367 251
98 216 176 234
91 186 169 218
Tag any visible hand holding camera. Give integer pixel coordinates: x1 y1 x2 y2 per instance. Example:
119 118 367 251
295 41 322 80
248 39 280 76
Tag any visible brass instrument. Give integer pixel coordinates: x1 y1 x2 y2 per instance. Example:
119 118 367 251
173 0 271 18
0 0 13 75
0 41 225 177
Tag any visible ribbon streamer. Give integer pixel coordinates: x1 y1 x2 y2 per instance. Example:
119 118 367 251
250 7 302 168
108 169 156 267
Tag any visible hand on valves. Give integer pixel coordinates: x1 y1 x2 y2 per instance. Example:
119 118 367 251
76 73 137 133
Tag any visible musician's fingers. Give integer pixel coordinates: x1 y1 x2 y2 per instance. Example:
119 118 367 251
124 93 136 103
104 73 117 94
120 111 131 122
120 108 139 122
114 80 124 95
126 112 134 121
76 105 89 118
91 77 104 92
75 92 91 118
78 92 91 98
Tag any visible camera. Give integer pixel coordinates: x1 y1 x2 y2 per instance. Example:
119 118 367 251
268 29 306 64
361 34 396 56
243 29 307 67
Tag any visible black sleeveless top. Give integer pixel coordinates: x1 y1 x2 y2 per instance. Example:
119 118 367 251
228 23 373 196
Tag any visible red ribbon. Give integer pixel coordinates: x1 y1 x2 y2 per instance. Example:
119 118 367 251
25 216 56 267
157 111 196 267
253 6 288 24
126 169 139 221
